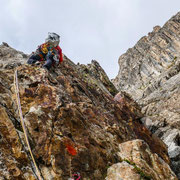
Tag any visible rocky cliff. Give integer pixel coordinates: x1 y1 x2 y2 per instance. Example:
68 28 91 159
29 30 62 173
113 12 180 178
0 42 177 179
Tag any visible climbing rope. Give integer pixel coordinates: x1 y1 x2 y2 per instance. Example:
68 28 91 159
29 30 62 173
14 68 43 180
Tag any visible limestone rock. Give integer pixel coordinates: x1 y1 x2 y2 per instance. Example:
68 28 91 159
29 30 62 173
113 12 180 101
106 162 141 180
0 44 176 179
113 12 180 178
77 60 118 96
0 43 28 69
106 139 177 180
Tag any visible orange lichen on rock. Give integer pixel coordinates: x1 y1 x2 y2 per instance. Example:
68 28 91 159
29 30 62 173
64 139 77 156
65 144 77 156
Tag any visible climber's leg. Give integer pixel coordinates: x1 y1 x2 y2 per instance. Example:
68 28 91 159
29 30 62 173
27 54 41 64
43 52 54 70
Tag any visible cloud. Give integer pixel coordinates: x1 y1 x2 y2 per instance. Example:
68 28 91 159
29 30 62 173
0 0 179 78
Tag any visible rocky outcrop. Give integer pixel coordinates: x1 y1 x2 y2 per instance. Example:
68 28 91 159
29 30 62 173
0 43 177 179
106 139 177 180
0 42 28 68
113 12 180 178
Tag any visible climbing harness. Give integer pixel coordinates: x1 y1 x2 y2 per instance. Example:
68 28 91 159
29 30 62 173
14 68 43 180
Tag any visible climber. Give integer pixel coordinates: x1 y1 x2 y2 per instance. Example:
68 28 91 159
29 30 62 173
27 32 63 70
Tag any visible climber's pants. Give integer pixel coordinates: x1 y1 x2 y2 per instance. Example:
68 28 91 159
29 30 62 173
43 52 54 70
43 58 53 70
27 52 54 70
27 54 41 64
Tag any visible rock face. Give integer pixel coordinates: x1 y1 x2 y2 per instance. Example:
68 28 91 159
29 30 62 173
0 42 28 68
113 12 180 178
0 43 177 179
106 139 177 180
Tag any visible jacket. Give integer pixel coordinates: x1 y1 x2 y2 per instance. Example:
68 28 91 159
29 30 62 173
38 43 63 64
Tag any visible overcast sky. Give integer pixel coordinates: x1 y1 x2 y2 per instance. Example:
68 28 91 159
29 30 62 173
0 0 180 78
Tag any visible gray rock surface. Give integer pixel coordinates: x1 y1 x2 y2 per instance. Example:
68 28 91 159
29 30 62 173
113 12 180 178
0 42 28 69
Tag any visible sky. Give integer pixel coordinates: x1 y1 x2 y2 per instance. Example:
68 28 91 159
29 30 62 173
0 0 180 79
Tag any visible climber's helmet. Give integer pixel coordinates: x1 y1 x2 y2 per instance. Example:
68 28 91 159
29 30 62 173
45 32 60 47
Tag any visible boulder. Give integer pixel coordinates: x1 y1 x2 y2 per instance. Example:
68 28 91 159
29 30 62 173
106 139 177 180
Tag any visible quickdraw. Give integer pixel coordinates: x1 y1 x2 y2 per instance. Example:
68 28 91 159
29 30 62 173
14 68 43 180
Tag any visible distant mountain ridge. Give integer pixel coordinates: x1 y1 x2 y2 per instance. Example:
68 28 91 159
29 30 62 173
113 12 180 178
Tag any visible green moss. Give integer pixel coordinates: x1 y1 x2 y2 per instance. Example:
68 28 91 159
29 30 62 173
124 159 135 166
123 159 152 180
134 166 152 180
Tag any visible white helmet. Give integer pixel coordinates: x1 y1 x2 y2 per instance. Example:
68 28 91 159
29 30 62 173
45 32 60 47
